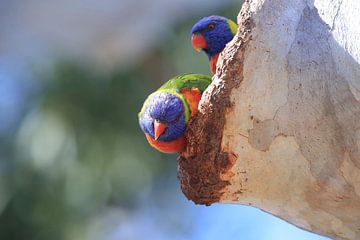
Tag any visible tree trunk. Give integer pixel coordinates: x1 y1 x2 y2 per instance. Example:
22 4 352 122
178 0 360 239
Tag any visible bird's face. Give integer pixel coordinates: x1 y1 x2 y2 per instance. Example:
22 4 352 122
191 15 236 58
139 92 187 142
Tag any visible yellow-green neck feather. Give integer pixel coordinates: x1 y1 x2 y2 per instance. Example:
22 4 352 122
227 19 238 35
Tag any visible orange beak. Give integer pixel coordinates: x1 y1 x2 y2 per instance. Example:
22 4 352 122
191 33 207 52
154 121 167 140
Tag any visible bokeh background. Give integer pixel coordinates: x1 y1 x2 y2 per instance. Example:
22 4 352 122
0 0 331 239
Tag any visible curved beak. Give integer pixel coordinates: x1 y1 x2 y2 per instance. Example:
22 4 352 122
154 120 167 140
191 33 207 52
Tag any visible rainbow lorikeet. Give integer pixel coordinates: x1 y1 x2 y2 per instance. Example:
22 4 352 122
191 15 238 75
138 73 212 153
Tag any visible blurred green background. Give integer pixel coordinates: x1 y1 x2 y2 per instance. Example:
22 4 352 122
0 1 330 239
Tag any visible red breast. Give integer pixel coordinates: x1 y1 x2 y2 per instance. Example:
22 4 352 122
146 133 186 153
210 53 220 75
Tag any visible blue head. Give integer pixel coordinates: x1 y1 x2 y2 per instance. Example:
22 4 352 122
139 91 187 142
191 15 237 58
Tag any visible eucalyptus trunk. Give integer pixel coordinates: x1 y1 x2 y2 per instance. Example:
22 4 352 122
178 0 360 239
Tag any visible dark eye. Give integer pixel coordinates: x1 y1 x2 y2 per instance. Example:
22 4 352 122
207 23 215 31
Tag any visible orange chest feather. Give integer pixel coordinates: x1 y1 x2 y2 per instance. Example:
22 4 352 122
180 87 202 118
210 53 220 75
146 133 186 153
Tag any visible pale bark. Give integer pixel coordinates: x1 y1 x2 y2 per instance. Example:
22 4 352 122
178 0 360 239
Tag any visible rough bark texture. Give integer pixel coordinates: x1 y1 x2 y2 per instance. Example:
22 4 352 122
178 0 360 239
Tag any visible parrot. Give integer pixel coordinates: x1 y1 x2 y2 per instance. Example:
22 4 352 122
138 73 212 153
191 15 238 75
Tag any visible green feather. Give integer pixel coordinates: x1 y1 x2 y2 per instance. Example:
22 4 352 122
139 73 212 123
227 19 238 36
159 73 212 93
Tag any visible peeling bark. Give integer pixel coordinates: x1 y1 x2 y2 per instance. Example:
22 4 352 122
178 0 360 239
178 1 253 205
